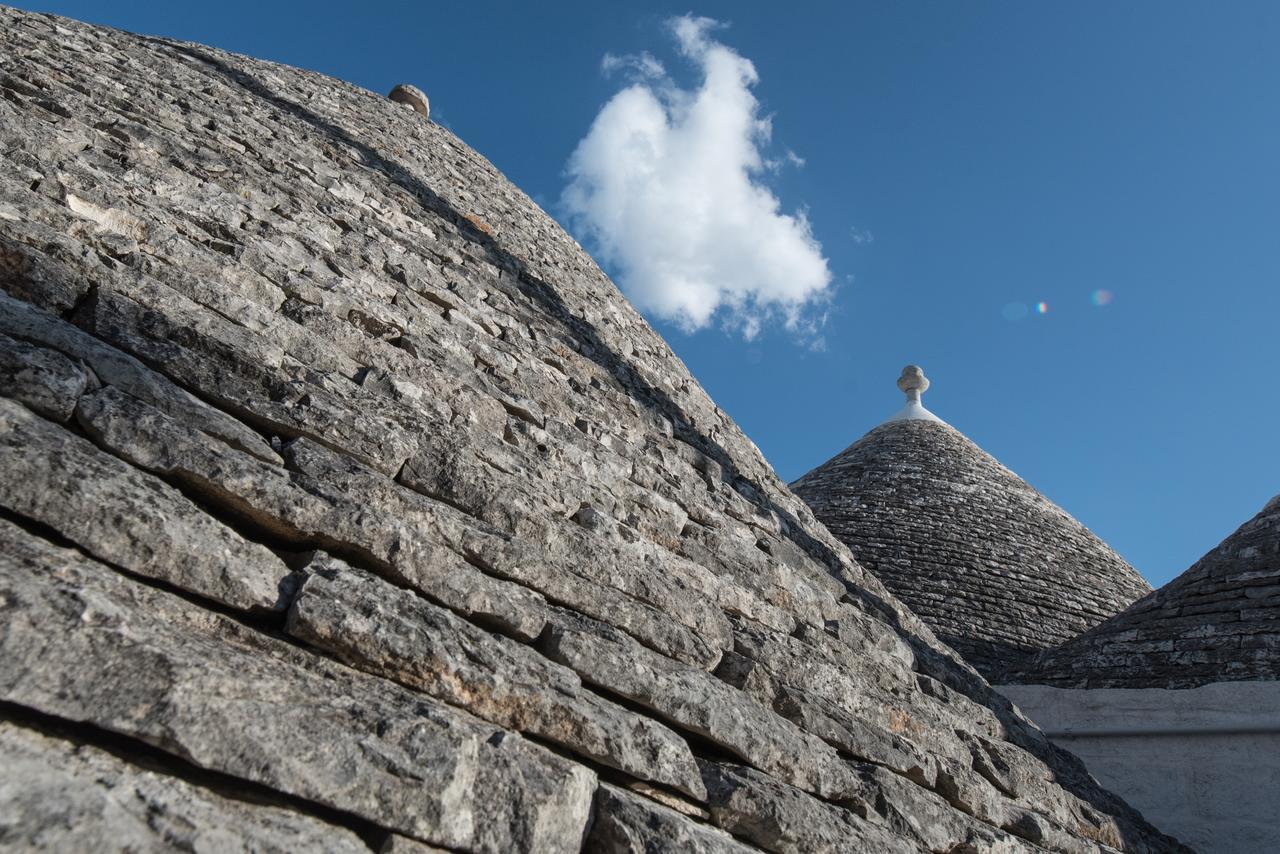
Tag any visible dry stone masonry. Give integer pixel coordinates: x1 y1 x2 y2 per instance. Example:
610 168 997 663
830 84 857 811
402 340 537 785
0 7 1186 851
791 368 1153 679
1006 494 1280 688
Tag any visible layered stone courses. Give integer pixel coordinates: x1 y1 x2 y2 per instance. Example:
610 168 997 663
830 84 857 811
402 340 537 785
792 418 1153 678
1007 494 1280 688
0 7 1184 852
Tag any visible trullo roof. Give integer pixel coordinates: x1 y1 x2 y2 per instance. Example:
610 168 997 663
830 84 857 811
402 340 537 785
791 367 1152 679
0 8 1183 852
1005 494 1280 688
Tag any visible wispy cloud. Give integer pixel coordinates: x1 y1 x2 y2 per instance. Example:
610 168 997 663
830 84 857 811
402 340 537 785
562 15 832 340
601 51 665 80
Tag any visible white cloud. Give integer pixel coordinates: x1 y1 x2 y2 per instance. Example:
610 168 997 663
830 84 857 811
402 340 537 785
562 15 832 339
601 51 666 81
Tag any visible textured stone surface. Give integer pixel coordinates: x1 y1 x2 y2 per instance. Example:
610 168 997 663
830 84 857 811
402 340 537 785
792 417 1152 678
0 290 276 461
0 721 370 854
0 330 91 421
382 835 450 854
0 522 596 852
0 395 295 613
287 552 706 798
1007 493 1280 688
698 761 925 853
0 7 1185 853
583 785 754 853
74 384 547 640
541 610 859 802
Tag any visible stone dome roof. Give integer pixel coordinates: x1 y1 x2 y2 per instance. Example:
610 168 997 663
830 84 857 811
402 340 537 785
0 8 1184 852
1005 494 1280 689
791 368 1152 679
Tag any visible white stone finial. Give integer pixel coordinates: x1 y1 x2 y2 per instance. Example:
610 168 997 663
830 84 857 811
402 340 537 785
389 84 430 121
897 365 929 404
885 364 943 424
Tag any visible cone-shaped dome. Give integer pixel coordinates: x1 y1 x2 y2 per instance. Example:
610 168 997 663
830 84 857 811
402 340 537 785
792 367 1152 678
1006 494 1280 688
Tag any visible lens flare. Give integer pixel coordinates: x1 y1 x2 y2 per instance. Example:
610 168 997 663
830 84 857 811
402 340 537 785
1035 301 1049 315
1091 289 1114 307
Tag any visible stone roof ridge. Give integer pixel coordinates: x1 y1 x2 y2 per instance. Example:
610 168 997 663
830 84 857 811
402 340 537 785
883 364 945 424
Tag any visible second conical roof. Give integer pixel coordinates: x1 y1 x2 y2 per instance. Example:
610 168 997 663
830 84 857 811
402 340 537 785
1005 493 1280 688
792 367 1152 678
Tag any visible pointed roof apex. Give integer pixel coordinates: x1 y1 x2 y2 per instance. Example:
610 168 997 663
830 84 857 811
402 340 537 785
886 364 942 424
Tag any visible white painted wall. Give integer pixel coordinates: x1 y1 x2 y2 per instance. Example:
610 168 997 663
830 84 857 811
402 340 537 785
997 681 1280 854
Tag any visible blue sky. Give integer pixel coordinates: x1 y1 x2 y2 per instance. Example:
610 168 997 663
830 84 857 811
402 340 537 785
17 1 1279 587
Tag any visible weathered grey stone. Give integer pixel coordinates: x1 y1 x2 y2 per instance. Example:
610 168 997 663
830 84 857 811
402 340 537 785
0 721 371 853
464 528 727 669
389 83 430 120
696 761 920 854
0 521 596 852
287 553 706 798
0 396 294 613
73 282 421 475
0 331 92 421
381 834 450 854
852 763 1040 854
400 429 744 663
0 290 275 462
539 611 858 802
283 436 549 639
74 385 545 639
583 784 754 854
721 616 956 784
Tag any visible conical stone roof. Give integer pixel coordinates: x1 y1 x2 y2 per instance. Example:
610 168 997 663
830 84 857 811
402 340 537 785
1005 494 1280 689
792 368 1153 679
0 8 1184 852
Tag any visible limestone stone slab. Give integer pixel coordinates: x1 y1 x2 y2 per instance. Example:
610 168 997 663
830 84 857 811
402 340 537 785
0 721 370 854
583 784 754 854
0 396 294 613
539 611 857 802
0 330 91 421
0 290 274 462
287 553 705 798
0 521 596 852
75 283 418 475
462 527 729 670
74 386 545 639
697 761 920 854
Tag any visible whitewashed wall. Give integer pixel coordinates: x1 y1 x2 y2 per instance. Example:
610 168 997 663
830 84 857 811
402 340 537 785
998 681 1280 854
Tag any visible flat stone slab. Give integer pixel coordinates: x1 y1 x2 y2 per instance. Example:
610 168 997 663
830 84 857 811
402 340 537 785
0 520 596 853
0 721 371 853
